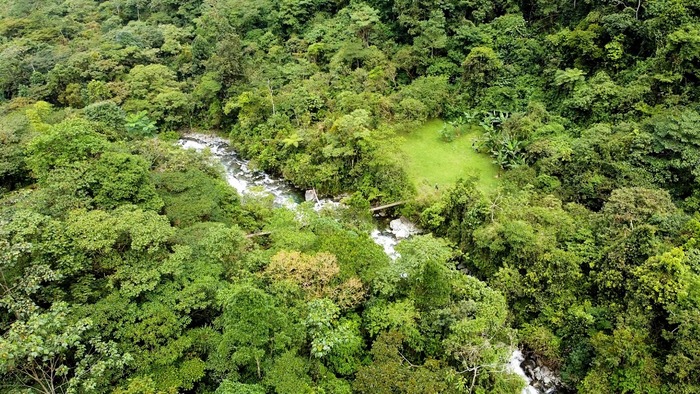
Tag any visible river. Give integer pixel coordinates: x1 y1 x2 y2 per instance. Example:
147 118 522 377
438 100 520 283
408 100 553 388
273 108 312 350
178 133 555 394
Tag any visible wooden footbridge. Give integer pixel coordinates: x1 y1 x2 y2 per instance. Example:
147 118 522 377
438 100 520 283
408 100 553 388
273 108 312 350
369 200 407 212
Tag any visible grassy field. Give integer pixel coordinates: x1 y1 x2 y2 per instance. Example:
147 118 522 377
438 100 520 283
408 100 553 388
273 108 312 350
393 120 501 198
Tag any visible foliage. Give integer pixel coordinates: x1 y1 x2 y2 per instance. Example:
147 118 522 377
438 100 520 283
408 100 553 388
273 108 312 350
0 302 130 394
125 111 157 137
3 0 700 392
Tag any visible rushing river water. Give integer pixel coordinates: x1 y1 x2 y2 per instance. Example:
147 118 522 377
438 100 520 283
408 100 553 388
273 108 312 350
178 133 554 394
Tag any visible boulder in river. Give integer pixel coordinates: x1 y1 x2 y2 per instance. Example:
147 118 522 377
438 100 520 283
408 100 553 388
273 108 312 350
389 217 421 239
305 189 318 202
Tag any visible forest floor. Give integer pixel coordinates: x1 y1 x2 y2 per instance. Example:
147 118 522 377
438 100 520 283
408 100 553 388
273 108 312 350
394 119 501 199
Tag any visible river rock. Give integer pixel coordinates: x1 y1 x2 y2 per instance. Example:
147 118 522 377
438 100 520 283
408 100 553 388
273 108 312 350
389 217 421 239
305 189 318 202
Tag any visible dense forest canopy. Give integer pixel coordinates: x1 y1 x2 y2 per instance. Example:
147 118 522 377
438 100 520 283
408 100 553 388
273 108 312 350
1 0 700 393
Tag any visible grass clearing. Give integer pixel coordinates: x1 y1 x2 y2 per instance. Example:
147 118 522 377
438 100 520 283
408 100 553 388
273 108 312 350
392 119 501 198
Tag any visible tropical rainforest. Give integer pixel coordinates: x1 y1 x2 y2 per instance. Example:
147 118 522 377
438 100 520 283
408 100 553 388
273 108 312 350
1 0 700 393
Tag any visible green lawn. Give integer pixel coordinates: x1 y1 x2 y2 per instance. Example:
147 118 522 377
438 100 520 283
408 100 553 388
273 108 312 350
393 120 501 198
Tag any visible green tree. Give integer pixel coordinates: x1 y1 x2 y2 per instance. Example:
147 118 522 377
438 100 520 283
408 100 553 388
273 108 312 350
125 111 157 137
0 303 130 394
215 380 266 394
348 4 381 47
414 11 447 58
92 152 164 211
264 351 314 394
305 298 363 375
353 331 455 394
461 47 503 90
25 118 108 180
84 101 127 135
443 276 519 394
214 285 295 379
